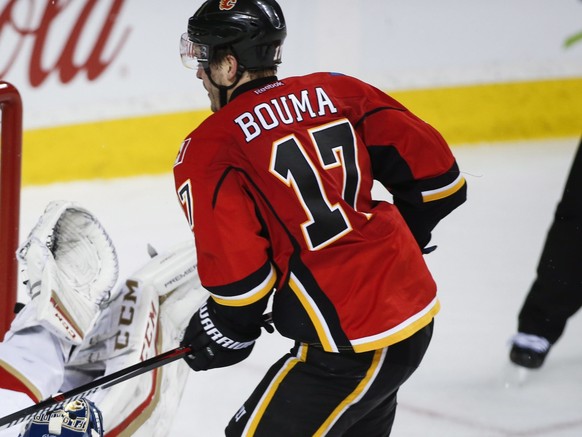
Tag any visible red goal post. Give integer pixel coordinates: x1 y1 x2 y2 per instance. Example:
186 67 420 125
0 81 22 337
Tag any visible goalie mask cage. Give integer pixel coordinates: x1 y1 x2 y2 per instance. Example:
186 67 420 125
0 81 22 337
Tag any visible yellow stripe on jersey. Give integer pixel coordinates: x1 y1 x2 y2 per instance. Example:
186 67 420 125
351 298 440 353
422 174 466 203
243 344 308 436
314 348 386 436
211 263 276 307
0 358 43 402
289 274 339 353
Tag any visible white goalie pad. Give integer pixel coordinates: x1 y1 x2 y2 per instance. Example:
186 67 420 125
64 241 208 436
10 201 119 348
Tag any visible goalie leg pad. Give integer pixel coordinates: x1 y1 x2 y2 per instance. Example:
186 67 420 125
64 242 208 435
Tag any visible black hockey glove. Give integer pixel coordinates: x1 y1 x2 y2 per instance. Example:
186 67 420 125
180 300 260 371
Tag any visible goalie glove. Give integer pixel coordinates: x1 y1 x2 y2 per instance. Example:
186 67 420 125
181 299 260 371
9 201 119 353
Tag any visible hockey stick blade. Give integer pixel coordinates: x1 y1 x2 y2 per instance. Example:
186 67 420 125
0 345 191 431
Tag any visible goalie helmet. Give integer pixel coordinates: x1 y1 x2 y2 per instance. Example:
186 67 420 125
19 399 104 437
181 0 286 70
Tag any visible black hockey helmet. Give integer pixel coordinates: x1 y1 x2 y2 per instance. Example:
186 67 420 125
181 0 286 71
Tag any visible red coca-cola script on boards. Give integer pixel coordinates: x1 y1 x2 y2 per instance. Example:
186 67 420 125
0 0 131 87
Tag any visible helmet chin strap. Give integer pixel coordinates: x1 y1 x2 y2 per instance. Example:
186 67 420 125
204 64 245 109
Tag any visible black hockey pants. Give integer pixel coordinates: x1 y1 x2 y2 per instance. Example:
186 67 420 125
517 137 582 344
225 320 433 436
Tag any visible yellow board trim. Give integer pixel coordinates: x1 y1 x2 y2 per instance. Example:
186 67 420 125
19 77 582 186
22 109 211 186
392 76 582 144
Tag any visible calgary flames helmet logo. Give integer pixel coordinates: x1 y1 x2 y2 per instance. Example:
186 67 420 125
219 0 237 10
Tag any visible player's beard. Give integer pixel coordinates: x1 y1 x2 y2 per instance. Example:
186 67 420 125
208 86 221 112
199 68 222 112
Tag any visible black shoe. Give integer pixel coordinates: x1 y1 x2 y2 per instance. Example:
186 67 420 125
509 333 551 369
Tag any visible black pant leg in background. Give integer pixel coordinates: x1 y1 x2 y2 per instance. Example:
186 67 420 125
517 138 582 343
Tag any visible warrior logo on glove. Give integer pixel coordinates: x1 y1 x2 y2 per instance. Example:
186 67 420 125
199 304 254 350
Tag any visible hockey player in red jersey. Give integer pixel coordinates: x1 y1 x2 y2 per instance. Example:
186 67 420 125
174 0 467 435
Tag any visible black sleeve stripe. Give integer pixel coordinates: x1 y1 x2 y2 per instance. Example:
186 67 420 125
206 260 276 307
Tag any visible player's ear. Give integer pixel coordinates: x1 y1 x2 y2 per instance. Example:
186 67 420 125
225 54 239 82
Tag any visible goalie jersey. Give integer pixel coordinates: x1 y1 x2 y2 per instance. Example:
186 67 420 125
173 72 466 353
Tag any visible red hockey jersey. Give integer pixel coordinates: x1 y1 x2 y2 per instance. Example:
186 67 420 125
174 72 466 353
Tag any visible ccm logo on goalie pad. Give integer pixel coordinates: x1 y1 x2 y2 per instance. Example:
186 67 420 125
199 305 254 350
114 279 160 362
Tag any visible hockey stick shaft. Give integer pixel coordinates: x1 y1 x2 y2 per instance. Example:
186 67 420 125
0 345 191 431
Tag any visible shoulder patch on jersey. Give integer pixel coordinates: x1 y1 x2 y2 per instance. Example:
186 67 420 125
174 138 191 167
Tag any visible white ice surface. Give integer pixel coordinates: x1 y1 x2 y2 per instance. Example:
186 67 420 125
18 138 582 436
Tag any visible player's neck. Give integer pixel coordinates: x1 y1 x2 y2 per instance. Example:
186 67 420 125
229 75 279 103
